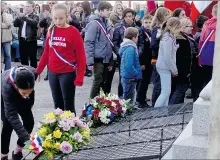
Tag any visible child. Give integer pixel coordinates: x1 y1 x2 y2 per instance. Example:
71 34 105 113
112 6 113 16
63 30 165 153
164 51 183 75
113 8 144 98
84 2 113 99
1 65 37 160
37 3 86 115
136 14 153 108
154 17 181 108
120 27 142 106
198 4 217 87
194 15 208 46
150 7 170 106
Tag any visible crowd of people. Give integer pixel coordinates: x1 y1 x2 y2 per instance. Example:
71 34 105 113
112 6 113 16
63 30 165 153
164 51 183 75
1 1 218 160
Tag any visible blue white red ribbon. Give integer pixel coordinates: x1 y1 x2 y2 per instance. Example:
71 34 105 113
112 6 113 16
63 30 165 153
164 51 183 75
50 27 77 68
94 20 114 47
144 31 151 43
31 134 43 155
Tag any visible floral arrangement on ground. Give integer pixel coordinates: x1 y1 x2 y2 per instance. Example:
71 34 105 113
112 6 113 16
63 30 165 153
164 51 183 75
81 90 132 127
24 108 92 160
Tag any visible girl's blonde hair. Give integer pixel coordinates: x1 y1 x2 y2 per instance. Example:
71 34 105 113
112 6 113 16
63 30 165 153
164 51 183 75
161 17 181 38
113 3 123 15
48 3 68 34
176 17 192 39
151 7 169 29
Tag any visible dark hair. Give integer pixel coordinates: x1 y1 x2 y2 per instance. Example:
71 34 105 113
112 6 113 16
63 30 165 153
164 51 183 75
122 8 135 19
172 8 184 18
81 1 91 16
35 4 41 13
124 27 139 40
97 2 112 11
26 1 35 8
196 15 209 29
14 68 36 89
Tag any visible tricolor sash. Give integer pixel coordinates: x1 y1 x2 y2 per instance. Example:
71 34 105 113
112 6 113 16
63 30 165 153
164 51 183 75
94 20 114 47
144 31 151 42
50 27 77 68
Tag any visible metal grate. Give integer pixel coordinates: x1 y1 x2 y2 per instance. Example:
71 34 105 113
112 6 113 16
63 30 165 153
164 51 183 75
69 103 193 160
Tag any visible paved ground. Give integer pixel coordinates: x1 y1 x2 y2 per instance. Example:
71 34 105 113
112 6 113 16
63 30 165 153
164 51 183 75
2 62 192 159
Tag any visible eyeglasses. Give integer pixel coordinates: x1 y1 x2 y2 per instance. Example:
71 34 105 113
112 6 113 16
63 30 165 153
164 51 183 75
49 2 55 5
186 25 193 28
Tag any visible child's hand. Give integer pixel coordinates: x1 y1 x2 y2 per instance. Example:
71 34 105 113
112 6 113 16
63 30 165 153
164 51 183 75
36 75 41 82
141 65 145 70
108 66 113 71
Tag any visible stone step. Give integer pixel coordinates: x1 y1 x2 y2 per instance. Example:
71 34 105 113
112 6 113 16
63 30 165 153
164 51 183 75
192 98 210 136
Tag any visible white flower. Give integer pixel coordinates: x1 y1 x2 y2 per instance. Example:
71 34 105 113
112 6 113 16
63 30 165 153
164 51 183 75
111 101 116 107
98 109 111 124
91 99 98 106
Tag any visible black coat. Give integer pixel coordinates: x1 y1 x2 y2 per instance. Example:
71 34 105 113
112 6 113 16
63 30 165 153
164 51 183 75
139 27 152 69
150 26 160 60
14 12 39 41
1 66 37 144
175 34 192 83
112 20 145 62
39 17 52 38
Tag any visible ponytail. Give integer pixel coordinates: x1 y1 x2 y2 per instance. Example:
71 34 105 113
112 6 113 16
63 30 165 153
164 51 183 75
47 22 55 35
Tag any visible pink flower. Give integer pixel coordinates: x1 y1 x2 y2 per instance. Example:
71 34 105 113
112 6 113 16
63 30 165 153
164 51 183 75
54 108 64 116
60 141 72 154
59 118 71 131
73 131 83 142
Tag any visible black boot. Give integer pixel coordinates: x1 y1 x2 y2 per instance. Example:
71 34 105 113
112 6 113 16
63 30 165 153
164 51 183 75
12 151 23 160
15 58 21 62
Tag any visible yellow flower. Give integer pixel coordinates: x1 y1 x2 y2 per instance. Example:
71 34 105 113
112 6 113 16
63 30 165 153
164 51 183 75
45 150 54 159
44 112 55 120
29 145 34 150
60 111 72 118
37 127 47 137
53 130 62 139
54 143 61 150
81 129 90 138
42 141 50 148
45 134 52 141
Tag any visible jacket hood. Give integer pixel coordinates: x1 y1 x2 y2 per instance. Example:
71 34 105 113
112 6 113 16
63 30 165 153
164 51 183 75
119 38 138 57
204 17 217 30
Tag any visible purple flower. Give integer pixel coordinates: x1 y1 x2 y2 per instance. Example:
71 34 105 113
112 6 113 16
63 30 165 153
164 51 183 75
60 141 72 154
73 131 83 142
54 108 64 116
59 118 71 131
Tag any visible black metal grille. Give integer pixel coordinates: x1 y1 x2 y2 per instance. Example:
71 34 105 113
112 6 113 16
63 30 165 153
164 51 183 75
69 103 193 160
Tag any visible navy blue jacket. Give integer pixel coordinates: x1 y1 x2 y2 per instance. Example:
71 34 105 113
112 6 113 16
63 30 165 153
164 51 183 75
113 20 145 62
139 26 152 68
1 66 37 144
150 26 160 60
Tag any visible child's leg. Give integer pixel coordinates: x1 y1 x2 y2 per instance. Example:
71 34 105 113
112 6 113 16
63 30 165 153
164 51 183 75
121 78 136 105
48 72 64 110
1 96 13 156
59 72 76 115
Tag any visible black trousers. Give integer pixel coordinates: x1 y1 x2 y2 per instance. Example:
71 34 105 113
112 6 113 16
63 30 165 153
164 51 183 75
201 65 213 88
19 38 37 68
118 64 123 98
1 95 34 154
101 62 116 94
48 72 76 115
136 67 152 104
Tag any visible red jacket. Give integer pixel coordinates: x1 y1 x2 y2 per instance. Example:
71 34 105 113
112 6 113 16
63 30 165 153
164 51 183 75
37 25 86 86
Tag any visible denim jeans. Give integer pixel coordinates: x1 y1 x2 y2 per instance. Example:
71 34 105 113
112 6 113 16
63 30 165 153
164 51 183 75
151 63 161 106
11 40 20 59
121 78 137 105
1 42 11 70
48 72 76 115
154 68 171 108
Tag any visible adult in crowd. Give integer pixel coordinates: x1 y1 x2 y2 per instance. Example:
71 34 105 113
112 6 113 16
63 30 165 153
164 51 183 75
39 1 57 80
81 1 93 77
172 8 187 19
198 4 217 88
84 1 114 98
150 7 170 106
154 17 181 108
1 2 13 71
169 17 192 104
113 8 144 98
14 1 39 68
34 4 41 16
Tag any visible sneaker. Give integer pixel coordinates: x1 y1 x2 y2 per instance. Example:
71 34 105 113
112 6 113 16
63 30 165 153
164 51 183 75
12 151 23 160
1 156 8 160
138 103 150 108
